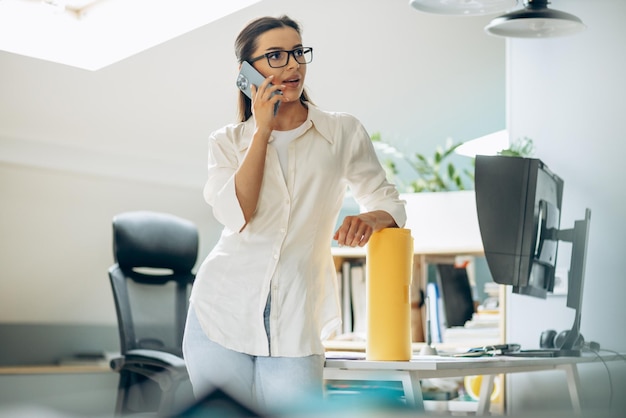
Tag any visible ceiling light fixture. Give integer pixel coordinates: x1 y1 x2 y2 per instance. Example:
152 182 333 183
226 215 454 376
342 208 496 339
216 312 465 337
485 0 586 38
408 0 518 16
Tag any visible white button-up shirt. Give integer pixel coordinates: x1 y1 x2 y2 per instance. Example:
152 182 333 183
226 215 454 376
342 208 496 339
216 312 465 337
190 104 406 357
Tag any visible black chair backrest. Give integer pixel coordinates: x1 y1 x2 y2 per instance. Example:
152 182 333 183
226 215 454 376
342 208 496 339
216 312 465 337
109 211 198 356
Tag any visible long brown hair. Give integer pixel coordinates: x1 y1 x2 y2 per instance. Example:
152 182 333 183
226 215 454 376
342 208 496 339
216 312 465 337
234 15 313 122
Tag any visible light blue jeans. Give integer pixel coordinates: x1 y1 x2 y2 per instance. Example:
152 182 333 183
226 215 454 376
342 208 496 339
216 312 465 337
182 302 325 413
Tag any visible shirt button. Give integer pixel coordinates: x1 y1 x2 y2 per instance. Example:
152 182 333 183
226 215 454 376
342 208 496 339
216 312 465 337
274 254 279 259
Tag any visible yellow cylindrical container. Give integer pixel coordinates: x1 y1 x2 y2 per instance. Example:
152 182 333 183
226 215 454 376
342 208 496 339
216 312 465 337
366 228 413 361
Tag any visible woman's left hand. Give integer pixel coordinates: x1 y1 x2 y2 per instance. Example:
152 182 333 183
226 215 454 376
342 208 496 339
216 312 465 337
333 211 396 247
334 214 373 247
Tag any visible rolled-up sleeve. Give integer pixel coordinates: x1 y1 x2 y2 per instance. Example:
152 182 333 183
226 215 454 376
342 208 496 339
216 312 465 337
203 129 247 232
343 119 407 228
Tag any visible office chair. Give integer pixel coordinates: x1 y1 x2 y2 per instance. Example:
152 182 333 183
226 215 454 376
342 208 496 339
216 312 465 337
108 210 198 416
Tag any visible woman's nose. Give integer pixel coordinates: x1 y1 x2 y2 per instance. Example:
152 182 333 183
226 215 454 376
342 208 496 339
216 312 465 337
286 52 300 69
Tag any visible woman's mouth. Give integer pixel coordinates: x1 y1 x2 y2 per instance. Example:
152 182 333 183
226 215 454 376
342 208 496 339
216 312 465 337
283 77 300 88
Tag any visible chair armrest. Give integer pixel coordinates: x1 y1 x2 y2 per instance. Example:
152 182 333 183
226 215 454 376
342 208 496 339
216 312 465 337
125 349 186 368
110 349 188 391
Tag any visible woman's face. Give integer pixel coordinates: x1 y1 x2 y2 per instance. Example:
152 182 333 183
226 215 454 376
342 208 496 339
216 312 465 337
250 27 307 104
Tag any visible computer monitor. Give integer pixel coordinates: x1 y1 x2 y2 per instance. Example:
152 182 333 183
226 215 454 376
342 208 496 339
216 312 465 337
474 155 591 356
436 264 475 328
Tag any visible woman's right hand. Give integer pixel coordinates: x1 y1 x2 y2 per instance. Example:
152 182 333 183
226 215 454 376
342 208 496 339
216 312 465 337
250 75 285 132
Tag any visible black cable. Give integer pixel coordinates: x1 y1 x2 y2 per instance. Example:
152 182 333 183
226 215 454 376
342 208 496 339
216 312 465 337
583 346 626 414
594 348 626 363
583 347 613 412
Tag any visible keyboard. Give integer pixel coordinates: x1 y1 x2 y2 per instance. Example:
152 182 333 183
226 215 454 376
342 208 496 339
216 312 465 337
506 349 561 357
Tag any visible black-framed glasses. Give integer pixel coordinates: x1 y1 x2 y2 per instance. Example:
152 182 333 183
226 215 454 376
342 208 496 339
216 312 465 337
248 47 313 68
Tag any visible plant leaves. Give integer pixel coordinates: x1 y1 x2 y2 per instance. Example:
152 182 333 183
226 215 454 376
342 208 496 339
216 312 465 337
370 133 475 193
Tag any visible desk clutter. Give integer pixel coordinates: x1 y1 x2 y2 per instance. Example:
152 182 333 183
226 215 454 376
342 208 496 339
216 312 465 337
324 353 624 415
427 266 502 348
327 228 509 413
333 251 502 351
327 244 505 413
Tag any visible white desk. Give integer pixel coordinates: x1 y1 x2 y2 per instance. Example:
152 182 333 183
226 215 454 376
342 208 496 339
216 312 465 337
324 353 619 415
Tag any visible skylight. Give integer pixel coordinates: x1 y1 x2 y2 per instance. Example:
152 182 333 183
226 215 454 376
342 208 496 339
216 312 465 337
0 0 260 71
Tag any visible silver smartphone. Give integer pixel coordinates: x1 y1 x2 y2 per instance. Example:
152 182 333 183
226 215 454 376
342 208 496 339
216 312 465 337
236 61 281 115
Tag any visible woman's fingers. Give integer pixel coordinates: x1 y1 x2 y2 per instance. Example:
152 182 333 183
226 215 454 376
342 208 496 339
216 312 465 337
334 216 374 247
251 77 285 122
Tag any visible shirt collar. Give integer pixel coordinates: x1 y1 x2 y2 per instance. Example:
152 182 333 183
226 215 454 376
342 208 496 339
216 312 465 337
239 102 334 152
306 104 334 145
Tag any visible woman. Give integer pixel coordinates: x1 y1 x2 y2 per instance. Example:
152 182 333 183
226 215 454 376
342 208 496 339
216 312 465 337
183 15 406 412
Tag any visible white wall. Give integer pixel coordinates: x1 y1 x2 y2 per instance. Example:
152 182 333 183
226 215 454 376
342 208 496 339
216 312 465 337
0 163 222 324
506 0 626 413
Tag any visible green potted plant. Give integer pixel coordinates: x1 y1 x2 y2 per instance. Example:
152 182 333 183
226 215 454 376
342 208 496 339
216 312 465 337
370 132 473 193
371 133 535 192
498 136 535 157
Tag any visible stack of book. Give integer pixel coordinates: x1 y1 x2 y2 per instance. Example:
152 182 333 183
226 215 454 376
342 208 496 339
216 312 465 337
442 310 501 348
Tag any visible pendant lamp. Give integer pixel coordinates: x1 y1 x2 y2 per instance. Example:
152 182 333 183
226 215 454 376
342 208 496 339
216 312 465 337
485 0 586 38
409 0 518 16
